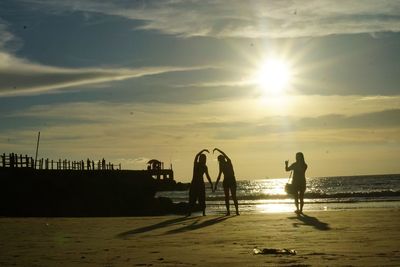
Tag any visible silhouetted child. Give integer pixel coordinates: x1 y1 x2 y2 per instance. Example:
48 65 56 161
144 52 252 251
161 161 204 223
285 152 308 214
214 148 239 215
188 149 213 216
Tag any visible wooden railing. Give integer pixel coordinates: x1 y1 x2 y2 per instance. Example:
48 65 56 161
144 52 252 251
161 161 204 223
1 153 121 170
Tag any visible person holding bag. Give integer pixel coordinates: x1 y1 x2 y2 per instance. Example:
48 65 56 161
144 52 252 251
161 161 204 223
285 152 308 214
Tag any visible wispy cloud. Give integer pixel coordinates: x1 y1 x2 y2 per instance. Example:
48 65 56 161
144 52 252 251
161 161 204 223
0 51 200 96
5 98 400 140
0 22 15 48
23 0 400 38
0 18 209 96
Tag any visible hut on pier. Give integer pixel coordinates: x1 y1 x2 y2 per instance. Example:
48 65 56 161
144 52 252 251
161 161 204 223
146 159 174 180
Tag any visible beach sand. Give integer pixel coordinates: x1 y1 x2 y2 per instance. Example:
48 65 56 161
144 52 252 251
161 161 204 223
1 208 399 266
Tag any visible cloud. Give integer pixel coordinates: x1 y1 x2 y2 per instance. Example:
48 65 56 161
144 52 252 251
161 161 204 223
5 98 400 141
296 109 400 130
22 0 400 38
0 51 204 96
0 19 209 97
1 99 399 177
0 22 14 48
190 109 400 140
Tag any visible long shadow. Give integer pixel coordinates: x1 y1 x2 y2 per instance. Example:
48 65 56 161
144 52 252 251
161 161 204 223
164 215 231 235
289 213 331 231
116 216 196 238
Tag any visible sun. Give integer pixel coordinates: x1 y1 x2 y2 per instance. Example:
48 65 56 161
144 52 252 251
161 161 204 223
254 58 292 94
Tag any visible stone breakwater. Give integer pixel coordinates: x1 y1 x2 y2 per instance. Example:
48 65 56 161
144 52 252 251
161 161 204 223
0 168 189 216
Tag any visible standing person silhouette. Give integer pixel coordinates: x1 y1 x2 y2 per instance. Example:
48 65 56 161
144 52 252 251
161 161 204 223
285 152 308 214
188 149 213 216
213 148 239 216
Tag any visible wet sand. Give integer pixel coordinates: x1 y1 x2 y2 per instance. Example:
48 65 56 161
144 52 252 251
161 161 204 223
1 208 399 266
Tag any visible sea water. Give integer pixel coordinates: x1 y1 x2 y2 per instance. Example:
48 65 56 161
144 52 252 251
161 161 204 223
156 174 400 214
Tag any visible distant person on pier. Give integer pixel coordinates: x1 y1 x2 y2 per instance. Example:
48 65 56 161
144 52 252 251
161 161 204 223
214 148 239 216
188 149 213 216
285 152 308 214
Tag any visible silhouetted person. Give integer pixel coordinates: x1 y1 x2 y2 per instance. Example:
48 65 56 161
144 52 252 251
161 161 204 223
285 152 308 214
87 158 91 170
102 158 106 170
188 149 213 216
214 148 239 215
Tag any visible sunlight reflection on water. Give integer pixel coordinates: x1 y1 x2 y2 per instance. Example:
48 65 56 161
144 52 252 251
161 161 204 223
158 175 400 214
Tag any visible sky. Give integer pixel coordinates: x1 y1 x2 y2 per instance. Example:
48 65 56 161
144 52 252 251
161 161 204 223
1 0 400 181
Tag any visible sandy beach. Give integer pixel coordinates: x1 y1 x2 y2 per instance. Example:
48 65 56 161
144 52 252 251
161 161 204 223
1 208 399 266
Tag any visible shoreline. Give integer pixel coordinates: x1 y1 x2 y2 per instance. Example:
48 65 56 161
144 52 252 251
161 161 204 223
1 207 399 266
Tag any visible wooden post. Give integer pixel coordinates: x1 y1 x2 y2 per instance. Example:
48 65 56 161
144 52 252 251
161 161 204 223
10 153 14 168
34 132 40 169
15 154 19 168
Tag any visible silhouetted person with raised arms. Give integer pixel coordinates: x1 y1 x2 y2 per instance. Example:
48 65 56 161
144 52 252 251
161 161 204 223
285 152 308 214
214 148 239 216
188 149 213 216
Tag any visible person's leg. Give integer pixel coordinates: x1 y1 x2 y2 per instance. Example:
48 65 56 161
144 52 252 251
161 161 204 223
231 185 239 215
199 185 206 216
299 190 305 213
294 191 300 213
188 187 195 216
223 186 230 215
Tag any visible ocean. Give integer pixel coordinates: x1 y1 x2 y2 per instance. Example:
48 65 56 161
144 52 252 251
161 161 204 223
156 174 400 214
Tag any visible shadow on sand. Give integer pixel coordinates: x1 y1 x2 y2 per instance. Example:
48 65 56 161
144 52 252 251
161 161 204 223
289 213 331 231
116 215 230 238
164 215 230 235
116 216 195 238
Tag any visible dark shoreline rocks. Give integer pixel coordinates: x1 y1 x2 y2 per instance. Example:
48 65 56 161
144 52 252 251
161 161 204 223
0 168 187 216
156 179 190 191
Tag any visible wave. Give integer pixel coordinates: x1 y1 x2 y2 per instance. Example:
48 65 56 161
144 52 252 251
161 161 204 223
204 190 400 201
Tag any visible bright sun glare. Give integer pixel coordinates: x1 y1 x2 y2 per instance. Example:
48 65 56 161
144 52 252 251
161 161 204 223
255 58 292 94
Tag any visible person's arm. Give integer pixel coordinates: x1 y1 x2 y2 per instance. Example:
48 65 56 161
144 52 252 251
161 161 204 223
204 166 214 192
285 161 294 172
213 148 230 161
194 149 209 163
